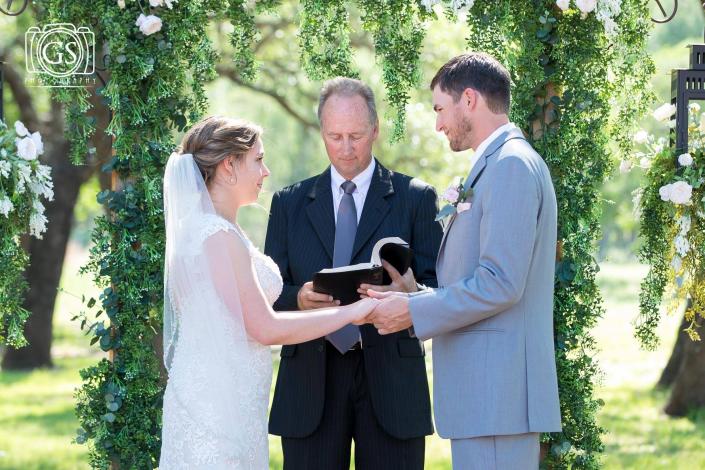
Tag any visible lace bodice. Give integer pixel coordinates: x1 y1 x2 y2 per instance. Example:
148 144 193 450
159 215 282 469
198 214 283 306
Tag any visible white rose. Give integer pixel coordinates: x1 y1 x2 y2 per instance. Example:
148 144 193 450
678 153 694 167
117 0 125 8
16 136 38 161
619 160 632 173
14 120 29 137
653 103 676 122
556 0 570 11
659 184 672 202
633 130 649 144
136 14 163 36
575 0 597 14
669 181 693 205
149 0 164 6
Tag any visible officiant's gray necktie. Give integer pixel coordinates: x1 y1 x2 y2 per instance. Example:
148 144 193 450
327 180 360 354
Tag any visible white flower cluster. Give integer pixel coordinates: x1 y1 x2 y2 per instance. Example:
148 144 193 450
421 0 474 14
673 214 692 262
556 0 622 38
0 121 54 239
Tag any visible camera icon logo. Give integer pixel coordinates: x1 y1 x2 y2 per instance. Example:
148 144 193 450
25 23 95 79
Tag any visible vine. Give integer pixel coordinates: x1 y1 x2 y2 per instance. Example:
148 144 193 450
630 104 705 347
41 0 223 465
0 120 53 348
465 1 653 468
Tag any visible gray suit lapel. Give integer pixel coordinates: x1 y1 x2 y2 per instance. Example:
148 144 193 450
437 128 523 266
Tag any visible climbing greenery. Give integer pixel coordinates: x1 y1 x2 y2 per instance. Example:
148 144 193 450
633 105 705 348
35 0 652 467
0 120 53 348
465 1 653 468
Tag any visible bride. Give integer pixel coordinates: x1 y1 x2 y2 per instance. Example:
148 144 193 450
159 116 376 468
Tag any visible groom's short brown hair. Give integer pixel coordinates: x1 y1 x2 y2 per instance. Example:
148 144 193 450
431 52 511 114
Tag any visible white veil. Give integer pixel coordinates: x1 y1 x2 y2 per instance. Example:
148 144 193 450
161 152 270 461
162 152 217 370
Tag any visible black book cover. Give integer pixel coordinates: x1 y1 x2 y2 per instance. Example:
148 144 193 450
312 237 413 306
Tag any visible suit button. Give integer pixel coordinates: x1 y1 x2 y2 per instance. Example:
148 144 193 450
317 345 324 352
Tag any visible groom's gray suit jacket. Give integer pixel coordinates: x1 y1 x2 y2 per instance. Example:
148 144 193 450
409 127 562 439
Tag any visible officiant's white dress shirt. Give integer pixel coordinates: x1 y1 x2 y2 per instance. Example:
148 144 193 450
330 157 376 224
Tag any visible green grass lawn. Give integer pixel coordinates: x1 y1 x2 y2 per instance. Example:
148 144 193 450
1 247 703 469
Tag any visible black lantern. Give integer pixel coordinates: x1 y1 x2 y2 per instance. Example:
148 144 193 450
671 32 705 153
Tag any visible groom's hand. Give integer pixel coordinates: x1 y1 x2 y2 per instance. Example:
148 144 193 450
297 281 340 310
358 260 417 298
366 290 412 335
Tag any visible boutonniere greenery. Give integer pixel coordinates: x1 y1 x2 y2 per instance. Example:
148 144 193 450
436 179 472 222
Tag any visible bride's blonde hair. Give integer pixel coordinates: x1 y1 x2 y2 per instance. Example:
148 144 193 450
178 116 263 185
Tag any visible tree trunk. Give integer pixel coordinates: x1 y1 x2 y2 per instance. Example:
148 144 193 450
657 311 690 389
664 310 705 416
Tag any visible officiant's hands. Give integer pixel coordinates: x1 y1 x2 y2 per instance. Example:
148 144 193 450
363 290 412 335
297 281 341 310
357 260 417 299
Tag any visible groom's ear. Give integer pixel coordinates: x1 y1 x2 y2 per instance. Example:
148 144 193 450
462 88 478 109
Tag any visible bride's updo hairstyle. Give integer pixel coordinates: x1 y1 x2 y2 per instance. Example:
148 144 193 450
178 115 263 186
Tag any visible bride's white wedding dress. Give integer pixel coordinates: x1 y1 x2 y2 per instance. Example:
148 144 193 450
159 152 283 469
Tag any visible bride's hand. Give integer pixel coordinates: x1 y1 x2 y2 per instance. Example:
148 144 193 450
349 298 379 325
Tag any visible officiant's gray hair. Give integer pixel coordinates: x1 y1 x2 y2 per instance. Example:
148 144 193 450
318 77 378 126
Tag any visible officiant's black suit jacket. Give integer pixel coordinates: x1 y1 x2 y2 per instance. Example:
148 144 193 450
265 159 442 440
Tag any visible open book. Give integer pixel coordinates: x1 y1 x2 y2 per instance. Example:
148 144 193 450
312 237 414 306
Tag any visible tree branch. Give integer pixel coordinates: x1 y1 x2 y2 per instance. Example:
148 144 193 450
216 64 319 131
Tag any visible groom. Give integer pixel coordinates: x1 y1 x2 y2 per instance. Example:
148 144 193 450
367 53 562 469
265 77 442 469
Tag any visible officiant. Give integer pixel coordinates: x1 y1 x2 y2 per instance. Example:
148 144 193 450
265 77 443 470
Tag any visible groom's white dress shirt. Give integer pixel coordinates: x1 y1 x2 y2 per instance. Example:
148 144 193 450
330 157 376 223
469 122 518 171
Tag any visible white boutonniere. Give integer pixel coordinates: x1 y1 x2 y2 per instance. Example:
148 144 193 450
436 179 473 221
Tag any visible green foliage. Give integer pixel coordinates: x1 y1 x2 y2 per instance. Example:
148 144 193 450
635 107 705 348
40 0 226 465
0 120 54 348
466 1 654 468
